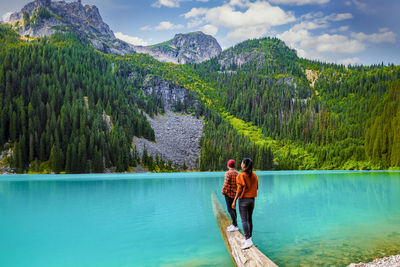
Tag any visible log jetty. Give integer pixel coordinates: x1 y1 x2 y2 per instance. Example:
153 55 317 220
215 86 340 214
211 192 278 267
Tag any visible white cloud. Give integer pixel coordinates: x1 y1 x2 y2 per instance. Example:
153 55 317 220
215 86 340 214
331 25 349 33
183 1 295 42
199 24 218 36
142 21 184 31
225 25 269 41
352 0 370 13
346 0 373 14
277 25 366 61
292 12 352 32
204 2 295 29
326 13 353 21
278 19 396 64
115 32 148 46
140 25 152 31
152 0 209 8
300 11 323 20
152 0 182 8
228 0 251 7
292 21 327 31
315 34 363 53
156 21 184 30
2 12 12 22
184 7 208 19
187 18 204 28
276 7 396 64
351 30 396 43
269 0 330 5
337 57 360 65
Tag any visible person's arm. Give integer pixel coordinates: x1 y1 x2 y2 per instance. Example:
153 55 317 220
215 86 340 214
231 186 242 209
222 172 229 195
232 174 243 209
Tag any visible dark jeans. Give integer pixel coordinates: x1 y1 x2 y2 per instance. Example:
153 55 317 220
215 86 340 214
239 198 255 239
224 196 237 227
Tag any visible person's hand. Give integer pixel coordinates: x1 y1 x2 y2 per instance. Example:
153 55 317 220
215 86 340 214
232 202 236 209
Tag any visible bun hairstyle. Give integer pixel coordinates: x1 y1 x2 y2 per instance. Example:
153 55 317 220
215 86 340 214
242 158 253 178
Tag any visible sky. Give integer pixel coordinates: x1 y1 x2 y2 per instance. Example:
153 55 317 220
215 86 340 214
1 0 399 65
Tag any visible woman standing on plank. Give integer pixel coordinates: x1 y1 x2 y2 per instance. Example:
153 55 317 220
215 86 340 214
222 159 239 232
232 158 259 249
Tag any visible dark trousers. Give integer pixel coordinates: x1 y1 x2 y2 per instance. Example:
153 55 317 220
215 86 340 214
224 196 237 227
239 198 255 239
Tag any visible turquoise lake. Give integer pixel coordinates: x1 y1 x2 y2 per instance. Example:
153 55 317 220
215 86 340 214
0 171 400 266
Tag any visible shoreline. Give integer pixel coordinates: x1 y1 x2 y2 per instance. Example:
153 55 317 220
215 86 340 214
348 255 400 267
2 169 400 175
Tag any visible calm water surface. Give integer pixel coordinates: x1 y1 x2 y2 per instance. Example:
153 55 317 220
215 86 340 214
0 171 399 266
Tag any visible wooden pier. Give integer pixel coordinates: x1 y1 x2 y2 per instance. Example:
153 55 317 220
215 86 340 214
211 192 278 267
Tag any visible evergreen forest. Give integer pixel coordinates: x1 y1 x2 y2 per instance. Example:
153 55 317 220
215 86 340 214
1 24 399 173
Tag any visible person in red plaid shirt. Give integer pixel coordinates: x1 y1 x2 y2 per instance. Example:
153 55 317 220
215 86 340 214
222 159 239 232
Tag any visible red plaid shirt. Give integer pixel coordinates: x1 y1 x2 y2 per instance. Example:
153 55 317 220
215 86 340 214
222 169 238 198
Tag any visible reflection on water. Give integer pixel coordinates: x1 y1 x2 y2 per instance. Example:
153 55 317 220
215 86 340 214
0 171 399 267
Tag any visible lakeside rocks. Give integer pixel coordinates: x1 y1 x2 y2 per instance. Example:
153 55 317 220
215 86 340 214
132 111 203 170
0 148 14 174
348 255 400 267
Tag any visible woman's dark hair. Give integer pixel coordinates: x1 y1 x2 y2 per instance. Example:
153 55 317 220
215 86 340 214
242 158 253 178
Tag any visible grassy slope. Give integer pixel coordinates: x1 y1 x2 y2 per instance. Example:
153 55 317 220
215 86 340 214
113 53 318 169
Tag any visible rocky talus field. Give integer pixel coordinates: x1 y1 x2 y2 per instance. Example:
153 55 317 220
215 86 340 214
133 111 203 170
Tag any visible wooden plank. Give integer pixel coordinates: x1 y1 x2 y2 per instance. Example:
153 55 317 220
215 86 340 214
211 192 278 267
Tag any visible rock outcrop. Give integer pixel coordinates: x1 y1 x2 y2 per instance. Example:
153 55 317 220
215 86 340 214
217 48 267 69
142 75 198 110
8 0 134 55
133 31 222 64
348 255 400 267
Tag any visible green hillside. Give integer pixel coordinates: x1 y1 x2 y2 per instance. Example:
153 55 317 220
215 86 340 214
1 25 399 173
0 25 154 173
0 25 274 173
190 37 400 170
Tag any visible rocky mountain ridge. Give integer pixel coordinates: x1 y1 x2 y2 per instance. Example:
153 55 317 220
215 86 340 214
133 31 222 64
7 0 134 54
6 0 223 62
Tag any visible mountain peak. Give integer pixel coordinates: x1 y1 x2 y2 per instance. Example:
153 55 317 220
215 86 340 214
34 0 51 8
133 31 222 64
7 0 133 55
173 31 206 38
6 1 223 61
214 37 298 70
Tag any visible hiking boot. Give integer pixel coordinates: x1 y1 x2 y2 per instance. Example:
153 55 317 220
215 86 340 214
241 238 253 249
227 225 239 232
